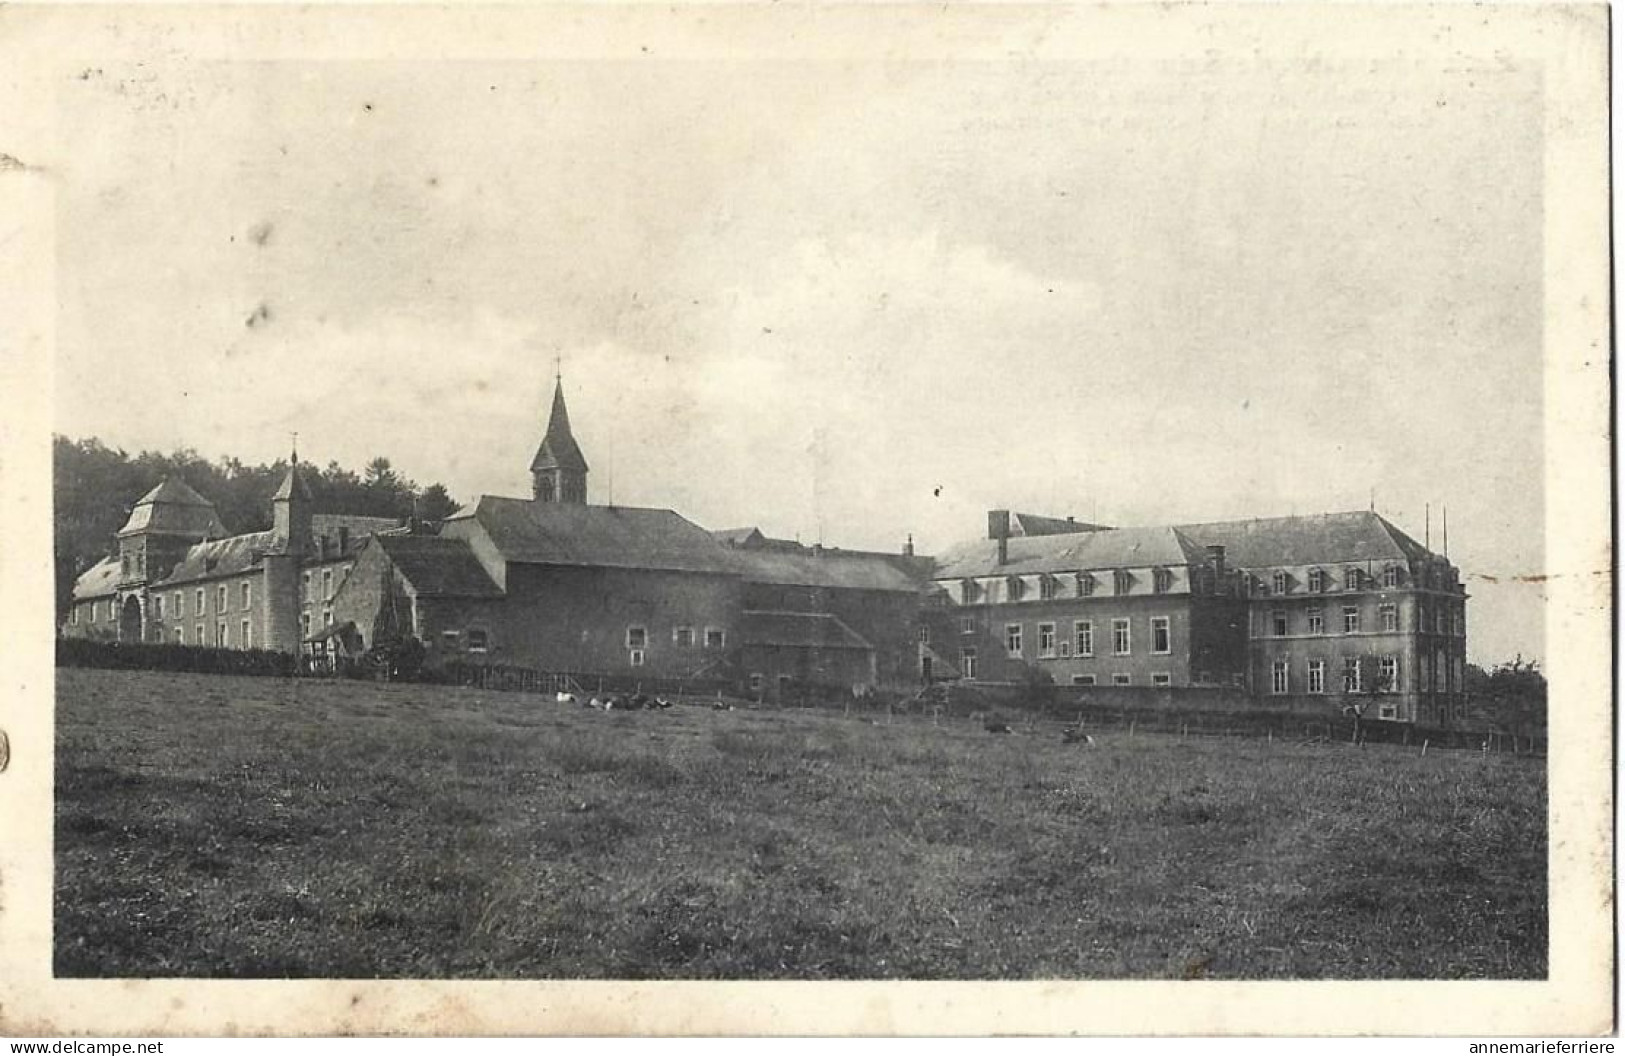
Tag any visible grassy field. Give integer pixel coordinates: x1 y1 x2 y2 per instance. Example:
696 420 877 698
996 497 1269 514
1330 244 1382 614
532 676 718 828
55 667 1546 979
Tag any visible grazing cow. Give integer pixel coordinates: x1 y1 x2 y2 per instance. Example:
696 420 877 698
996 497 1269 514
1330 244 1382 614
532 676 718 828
712 699 734 712
655 696 674 710
985 721 1013 734
556 692 578 706
586 696 607 710
1061 727 1095 746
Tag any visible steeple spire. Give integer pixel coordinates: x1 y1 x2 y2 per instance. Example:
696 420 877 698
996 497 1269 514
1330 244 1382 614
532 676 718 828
531 375 589 504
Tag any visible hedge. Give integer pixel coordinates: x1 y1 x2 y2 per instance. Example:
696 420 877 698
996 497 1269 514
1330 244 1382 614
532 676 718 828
56 637 298 678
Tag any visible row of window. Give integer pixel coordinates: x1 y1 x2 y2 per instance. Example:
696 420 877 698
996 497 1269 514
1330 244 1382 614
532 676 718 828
1269 656 1399 695
1261 604 1462 638
159 620 255 649
965 617 1173 662
626 625 727 650
1069 673 1170 687
300 565 352 603
73 580 255 625
1251 565 1402 596
960 567 1176 605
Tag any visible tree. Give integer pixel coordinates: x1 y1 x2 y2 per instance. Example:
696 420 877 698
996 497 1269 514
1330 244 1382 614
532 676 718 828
1473 656 1547 743
416 482 460 524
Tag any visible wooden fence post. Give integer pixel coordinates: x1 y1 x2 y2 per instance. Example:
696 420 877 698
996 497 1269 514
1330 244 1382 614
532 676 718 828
1421 738 1429 757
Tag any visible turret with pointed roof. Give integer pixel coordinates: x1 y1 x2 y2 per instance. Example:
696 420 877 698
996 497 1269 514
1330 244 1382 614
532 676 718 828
273 447 313 554
531 376 589 504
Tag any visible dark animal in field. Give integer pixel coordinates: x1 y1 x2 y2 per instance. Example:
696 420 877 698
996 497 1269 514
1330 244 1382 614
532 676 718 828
985 721 1013 734
1061 727 1095 746
712 700 734 712
630 692 653 710
654 697 674 710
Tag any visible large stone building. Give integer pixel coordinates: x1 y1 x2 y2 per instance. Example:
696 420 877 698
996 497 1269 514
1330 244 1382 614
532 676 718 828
928 507 1468 723
63 375 1468 721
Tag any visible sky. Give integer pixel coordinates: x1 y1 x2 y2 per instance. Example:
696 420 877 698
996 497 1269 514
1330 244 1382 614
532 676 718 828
53 48 1547 665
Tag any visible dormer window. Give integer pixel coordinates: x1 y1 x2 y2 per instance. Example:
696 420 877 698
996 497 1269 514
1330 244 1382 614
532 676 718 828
961 579 981 604
1038 575 1057 601
1005 576 1026 602
1382 565 1401 589
1307 568 1327 593
1153 568 1173 594
1272 570 1288 595
1076 572 1095 597
1113 570 1132 595
1344 567 1361 591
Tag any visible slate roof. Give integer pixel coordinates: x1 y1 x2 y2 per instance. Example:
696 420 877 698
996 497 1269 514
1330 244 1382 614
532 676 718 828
117 476 229 539
311 513 403 539
934 525 1200 579
530 380 589 474
152 530 280 587
71 555 120 601
738 610 873 651
374 535 502 598
1173 511 1428 569
725 546 924 593
1010 512 1112 536
450 497 737 575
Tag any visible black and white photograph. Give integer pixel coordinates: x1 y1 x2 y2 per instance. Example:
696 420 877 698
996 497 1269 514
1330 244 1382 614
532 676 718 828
0 1 1611 1038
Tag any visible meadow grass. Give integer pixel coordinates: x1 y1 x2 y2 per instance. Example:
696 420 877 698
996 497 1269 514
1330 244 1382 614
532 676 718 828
54 667 1546 979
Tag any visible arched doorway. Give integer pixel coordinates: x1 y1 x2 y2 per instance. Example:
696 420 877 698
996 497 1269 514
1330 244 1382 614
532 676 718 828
119 595 143 644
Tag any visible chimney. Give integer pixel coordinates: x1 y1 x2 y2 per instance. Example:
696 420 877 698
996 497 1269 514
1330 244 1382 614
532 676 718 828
903 533 914 558
988 509 1011 566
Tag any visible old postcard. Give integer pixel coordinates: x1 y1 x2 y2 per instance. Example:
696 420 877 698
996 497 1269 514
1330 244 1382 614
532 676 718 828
0 1 1611 1037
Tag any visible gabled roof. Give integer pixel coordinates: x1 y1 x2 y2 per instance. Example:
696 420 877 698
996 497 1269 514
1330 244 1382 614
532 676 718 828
1173 511 1428 569
449 496 736 575
530 379 589 474
374 535 502 597
711 527 766 548
71 555 120 601
738 610 873 651
934 525 1199 579
727 546 925 593
1010 512 1112 536
116 476 229 539
152 530 280 587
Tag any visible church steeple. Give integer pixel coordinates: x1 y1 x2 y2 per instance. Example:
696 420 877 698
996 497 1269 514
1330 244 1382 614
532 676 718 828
531 375 589 504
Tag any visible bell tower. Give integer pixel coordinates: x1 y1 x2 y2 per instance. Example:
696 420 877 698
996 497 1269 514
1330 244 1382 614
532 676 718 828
531 374 589 504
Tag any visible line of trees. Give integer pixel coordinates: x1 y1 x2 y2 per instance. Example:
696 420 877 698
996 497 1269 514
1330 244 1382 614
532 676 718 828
53 435 461 617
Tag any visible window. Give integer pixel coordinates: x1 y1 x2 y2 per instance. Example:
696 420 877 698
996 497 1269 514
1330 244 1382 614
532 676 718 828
302 572 311 599
1378 703 1398 720
1039 576 1057 601
1307 608 1324 635
705 627 726 649
1111 618 1131 656
1379 656 1399 693
1153 568 1172 594
1076 572 1095 596
323 569 334 600
1151 616 1171 654
1037 623 1056 658
961 579 981 604
217 620 228 647
1380 604 1398 632
323 608 334 628
1342 656 1362 693
442 630 460 650
1113 570 1132 595
749 673 764 694
173 591 183 617
1344 567 1361 591
674 625 695 648
1382 565 1401 589
1435 610 1446 635
467 629 489 655
1272 610 1288 637
217 585 228 612
960 616 975 635
630 649 645 667
1112 673 1131 686
1342 606 1360 634
301 612 311 638
960 648 978 679
196 588 205 614
241 581 252 610
918 625 931 644
1072 674 1097 686
1450 609 1461 637
1272 570 1288 595
1005 623 1023 658
626 625 648 650
121 553 131 576
70 605 78 625
153 594 164 619
1074 620 1094 657
1271 660 1289 695
194 623 204 645
241 620 252 650
1308 568 1326 593
1005 576 1025 603
1308 659 1326 694
1151 673 1171 687
173 626 184 644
